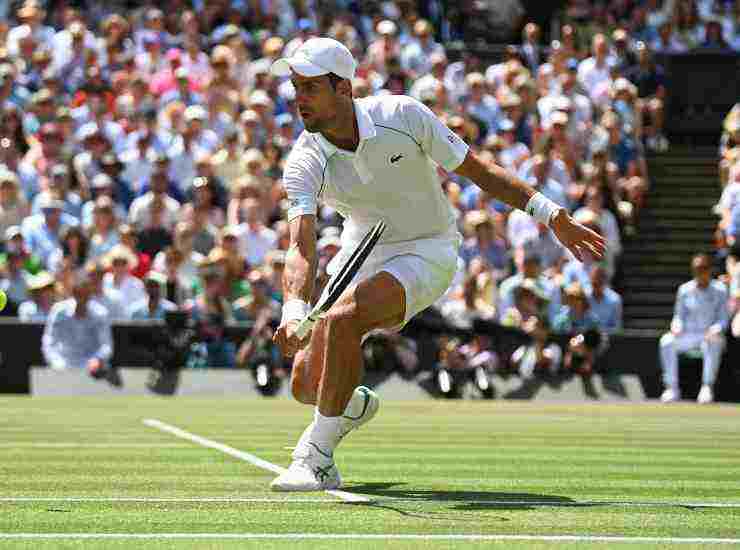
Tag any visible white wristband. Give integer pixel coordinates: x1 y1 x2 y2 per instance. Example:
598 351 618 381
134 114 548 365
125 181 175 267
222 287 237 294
525 192 562 227
281 299 311 324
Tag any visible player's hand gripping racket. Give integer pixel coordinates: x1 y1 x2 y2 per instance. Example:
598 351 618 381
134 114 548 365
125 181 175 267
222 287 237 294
295 220 387 339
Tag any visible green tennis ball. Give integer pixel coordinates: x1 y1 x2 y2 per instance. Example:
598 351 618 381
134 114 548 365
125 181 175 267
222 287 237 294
0 290 6 312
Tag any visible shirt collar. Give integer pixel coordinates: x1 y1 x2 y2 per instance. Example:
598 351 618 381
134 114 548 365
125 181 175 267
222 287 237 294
312 99 376 158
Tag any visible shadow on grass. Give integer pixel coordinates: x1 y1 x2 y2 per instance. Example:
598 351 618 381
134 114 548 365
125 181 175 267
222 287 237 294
344 482 581 511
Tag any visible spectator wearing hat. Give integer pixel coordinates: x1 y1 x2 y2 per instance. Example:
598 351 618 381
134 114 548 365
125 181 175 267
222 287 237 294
31 164 82 221
7 4 55 58
18 270 56 322
135 30 166 77
160 66 204 108
99 153 134 209
499 245 562 323
0 169 30 238
72 122 119 187
180 104 219 154
182 176 226 230
21 194 79 269
129 271 177 320
553 282 604 375
150 48 186 98
87 196 121 261
102 244 146 313
19 43 52 86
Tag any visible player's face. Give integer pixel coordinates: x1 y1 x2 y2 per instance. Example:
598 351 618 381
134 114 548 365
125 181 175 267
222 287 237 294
291 73 341 133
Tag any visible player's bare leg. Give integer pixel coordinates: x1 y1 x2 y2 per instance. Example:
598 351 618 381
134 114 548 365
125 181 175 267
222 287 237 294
272 271 405 491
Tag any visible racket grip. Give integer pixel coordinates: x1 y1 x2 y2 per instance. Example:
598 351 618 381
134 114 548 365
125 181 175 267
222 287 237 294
295 315 315 339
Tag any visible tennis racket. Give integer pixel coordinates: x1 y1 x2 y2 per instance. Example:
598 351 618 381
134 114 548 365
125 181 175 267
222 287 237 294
295 220 387 339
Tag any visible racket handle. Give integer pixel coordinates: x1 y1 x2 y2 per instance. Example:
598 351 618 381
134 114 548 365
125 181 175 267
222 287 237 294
295 315 316 339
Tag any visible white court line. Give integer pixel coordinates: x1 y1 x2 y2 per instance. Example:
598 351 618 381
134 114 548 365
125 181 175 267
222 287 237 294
0 534 739 543
2 496 740 508
142 419 370 504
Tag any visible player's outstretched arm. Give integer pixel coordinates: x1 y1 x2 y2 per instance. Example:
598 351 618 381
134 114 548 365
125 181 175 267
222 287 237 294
454 151 606 261
273 214 318 357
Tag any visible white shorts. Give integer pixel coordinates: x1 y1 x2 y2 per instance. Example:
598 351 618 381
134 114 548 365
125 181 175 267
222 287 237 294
333 235 460 331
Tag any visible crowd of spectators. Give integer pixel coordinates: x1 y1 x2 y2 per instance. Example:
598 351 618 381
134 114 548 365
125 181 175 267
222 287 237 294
0 0 720 389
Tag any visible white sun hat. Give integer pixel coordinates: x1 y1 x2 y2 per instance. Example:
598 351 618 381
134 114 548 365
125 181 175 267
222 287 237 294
270 37 356 80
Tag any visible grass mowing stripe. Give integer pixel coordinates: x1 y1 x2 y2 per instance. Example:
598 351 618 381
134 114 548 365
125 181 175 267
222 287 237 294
141 418 371 504
1 534 740 543
1 497 740 508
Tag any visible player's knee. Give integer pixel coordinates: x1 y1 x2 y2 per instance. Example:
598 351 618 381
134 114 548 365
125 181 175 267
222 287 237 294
659 333 674 348
323 311 364 340
290 377 316 404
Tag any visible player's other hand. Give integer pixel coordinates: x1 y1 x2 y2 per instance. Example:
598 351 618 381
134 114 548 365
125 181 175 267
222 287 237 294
273 319 310 357
550 209 607 262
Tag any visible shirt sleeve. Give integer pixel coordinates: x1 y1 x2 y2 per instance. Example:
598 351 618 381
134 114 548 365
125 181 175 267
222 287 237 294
400 96 469 172
282 147 323 222
93 313 113 362
42 306 66 369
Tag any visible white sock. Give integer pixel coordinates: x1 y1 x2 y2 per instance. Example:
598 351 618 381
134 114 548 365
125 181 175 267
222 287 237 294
309 408 342 453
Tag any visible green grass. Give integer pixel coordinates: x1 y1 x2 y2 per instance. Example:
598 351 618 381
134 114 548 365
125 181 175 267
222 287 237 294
1 396 740 549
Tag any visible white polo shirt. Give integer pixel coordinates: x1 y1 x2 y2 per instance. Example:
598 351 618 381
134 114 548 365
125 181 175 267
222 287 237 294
282 95 469 249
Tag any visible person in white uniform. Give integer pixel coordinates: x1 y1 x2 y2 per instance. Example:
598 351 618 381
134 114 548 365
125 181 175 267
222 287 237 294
269 37 606 491
659 253 729 404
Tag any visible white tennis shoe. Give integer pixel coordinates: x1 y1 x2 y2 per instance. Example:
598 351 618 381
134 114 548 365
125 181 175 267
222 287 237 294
338 386 380 442
270 442 341 492
660 387 680 403
697 385 714 404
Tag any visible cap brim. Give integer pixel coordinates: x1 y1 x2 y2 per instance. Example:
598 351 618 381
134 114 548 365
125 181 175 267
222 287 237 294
270 57 329 78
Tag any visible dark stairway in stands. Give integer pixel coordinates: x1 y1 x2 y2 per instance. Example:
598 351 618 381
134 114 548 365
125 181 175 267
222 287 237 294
619 147 720 331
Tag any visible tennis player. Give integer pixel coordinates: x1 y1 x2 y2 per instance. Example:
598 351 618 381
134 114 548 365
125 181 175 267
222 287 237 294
270 37 606 491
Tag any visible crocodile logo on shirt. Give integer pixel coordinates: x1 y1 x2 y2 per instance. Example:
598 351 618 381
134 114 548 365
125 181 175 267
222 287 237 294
390 153 403 164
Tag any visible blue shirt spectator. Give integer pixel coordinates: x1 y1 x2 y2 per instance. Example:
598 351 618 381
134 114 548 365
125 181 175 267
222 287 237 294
42 288 113 370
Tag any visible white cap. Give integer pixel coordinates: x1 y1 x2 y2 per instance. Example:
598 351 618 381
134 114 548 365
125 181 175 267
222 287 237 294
270 37 356 81
376 20 397 36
